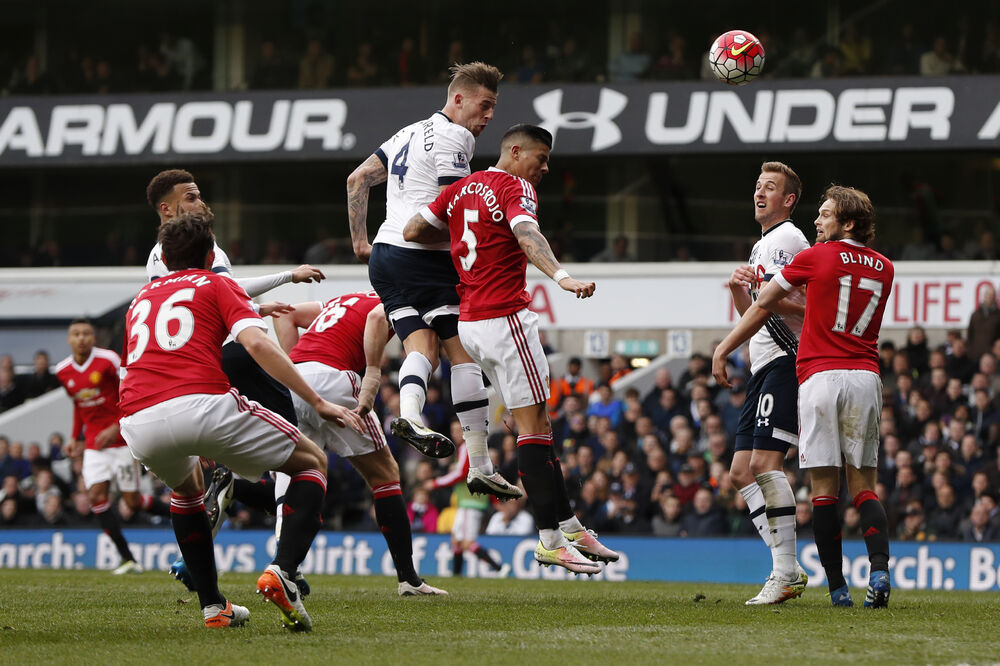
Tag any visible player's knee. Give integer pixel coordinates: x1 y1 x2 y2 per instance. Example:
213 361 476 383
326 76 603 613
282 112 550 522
88 487 109 504
730 466 753 488
749 456 778 477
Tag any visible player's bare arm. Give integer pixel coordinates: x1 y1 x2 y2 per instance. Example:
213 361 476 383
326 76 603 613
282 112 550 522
271 301 323 353
94 423 121 449
346 154 388 263
712 279 791 387
257 302 294 318
356 304 389 416
728 265 755 315
402 213 450 245
236 325 364 433
64 439 83 457
513 222 595 299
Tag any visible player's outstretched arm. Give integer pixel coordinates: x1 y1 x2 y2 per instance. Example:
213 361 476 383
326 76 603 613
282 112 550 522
271 301 323 354
402 212 450 245
712 279 790 387
513 222 595 299
356 304 389 416
347 154 388 264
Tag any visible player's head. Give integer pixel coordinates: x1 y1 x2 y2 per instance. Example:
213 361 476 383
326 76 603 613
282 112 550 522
755 161 801 226
444 62 502 137
67 318 95 358
158 210 216 271
497 124 552 186
816 184 875 245
146 169 210 225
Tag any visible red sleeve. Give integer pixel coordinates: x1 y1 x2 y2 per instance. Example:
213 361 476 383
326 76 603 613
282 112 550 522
215 277 263 332
502 178 538 227
778 244 819 287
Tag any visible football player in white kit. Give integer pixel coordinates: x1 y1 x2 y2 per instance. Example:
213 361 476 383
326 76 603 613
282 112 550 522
725 162 810 605
347 62 521 502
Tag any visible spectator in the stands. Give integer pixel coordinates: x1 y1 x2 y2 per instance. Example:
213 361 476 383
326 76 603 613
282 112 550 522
17 350 60 399
947 336 977 385
608 31 650 82
394 37 426 86
961 501 1000 541
590 234 636 262
587 383 625 429
549 38 595 82
921 35 965 76
968 284 1000 362
299 38 334 88
679 487 727 537
251 39 295 89
9 55 56 95
346 42 379 87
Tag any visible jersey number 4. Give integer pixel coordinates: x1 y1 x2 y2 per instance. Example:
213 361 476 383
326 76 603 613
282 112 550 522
127 288 196 363
391 134 413 187
833 275 883 337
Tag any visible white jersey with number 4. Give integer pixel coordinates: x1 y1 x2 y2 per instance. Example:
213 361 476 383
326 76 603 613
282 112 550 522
747 219 810 374
372 111 474 252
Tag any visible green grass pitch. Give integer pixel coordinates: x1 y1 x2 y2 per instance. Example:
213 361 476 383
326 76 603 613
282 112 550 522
1 569 998 664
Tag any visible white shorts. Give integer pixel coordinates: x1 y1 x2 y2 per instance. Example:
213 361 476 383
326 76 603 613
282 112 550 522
82 446 141 493
798 369 882 469
452 507 484 542
458 309 550 410
120 389 299 490
291 361 387 458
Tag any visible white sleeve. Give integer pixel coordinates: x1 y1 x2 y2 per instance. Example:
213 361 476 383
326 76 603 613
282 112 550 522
235 271 293 297
433 128 473 187
763 229 810 279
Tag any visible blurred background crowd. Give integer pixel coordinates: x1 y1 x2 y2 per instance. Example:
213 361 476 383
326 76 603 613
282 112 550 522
5 288 1000 543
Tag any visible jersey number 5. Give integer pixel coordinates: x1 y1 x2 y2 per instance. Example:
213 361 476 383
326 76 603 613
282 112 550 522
127 288 196 363
458 208 479 271
833 275 883 337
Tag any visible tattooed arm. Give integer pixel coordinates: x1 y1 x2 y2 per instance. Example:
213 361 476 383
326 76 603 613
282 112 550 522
402 212 450 245
513 222 595 299
346 154 388 264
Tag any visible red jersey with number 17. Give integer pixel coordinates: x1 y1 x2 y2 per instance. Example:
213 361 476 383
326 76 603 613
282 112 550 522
289 291 393 374
119 269 266 416
774 239 894 384
420 166 539 321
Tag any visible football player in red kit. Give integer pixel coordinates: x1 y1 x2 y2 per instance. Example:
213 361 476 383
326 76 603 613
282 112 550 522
119 211 364 630
713 185 894 609
403 124 619 574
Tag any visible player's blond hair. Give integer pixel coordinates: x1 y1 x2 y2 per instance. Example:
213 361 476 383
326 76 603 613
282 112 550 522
822 185 876 246
761 161 802 213
447 61 503 95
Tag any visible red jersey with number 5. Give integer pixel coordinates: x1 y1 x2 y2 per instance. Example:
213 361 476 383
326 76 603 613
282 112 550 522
119 269 265 416
775 239 894 384
420 166 539 321
55 348 127 450
289 291 392 373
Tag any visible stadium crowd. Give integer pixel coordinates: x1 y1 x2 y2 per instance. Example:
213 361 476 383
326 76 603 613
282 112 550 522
4 292 1000 543
4 11 999 97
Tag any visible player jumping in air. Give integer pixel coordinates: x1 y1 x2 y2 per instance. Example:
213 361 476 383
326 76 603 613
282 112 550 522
725 162 810 605
403 124 618 574
347 62 522 503
713 185 894 609
120 211 365 630
271 290 447 596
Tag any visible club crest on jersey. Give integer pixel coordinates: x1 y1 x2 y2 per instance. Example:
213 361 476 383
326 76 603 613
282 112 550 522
772 249 794 267
520 197 537 216
453 152 467 169
90 371 102 385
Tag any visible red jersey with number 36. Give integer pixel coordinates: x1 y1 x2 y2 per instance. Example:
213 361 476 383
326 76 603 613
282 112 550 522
289 291 392 374
420 167 539 321
119 269 266 416
55 348 127 450
775 239 894 384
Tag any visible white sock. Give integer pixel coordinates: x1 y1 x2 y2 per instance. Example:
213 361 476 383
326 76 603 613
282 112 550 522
739 482 773 548
539 528 566 549
450 363 492 473
398 352 432 423
559 516 585 533
756 469 797 579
